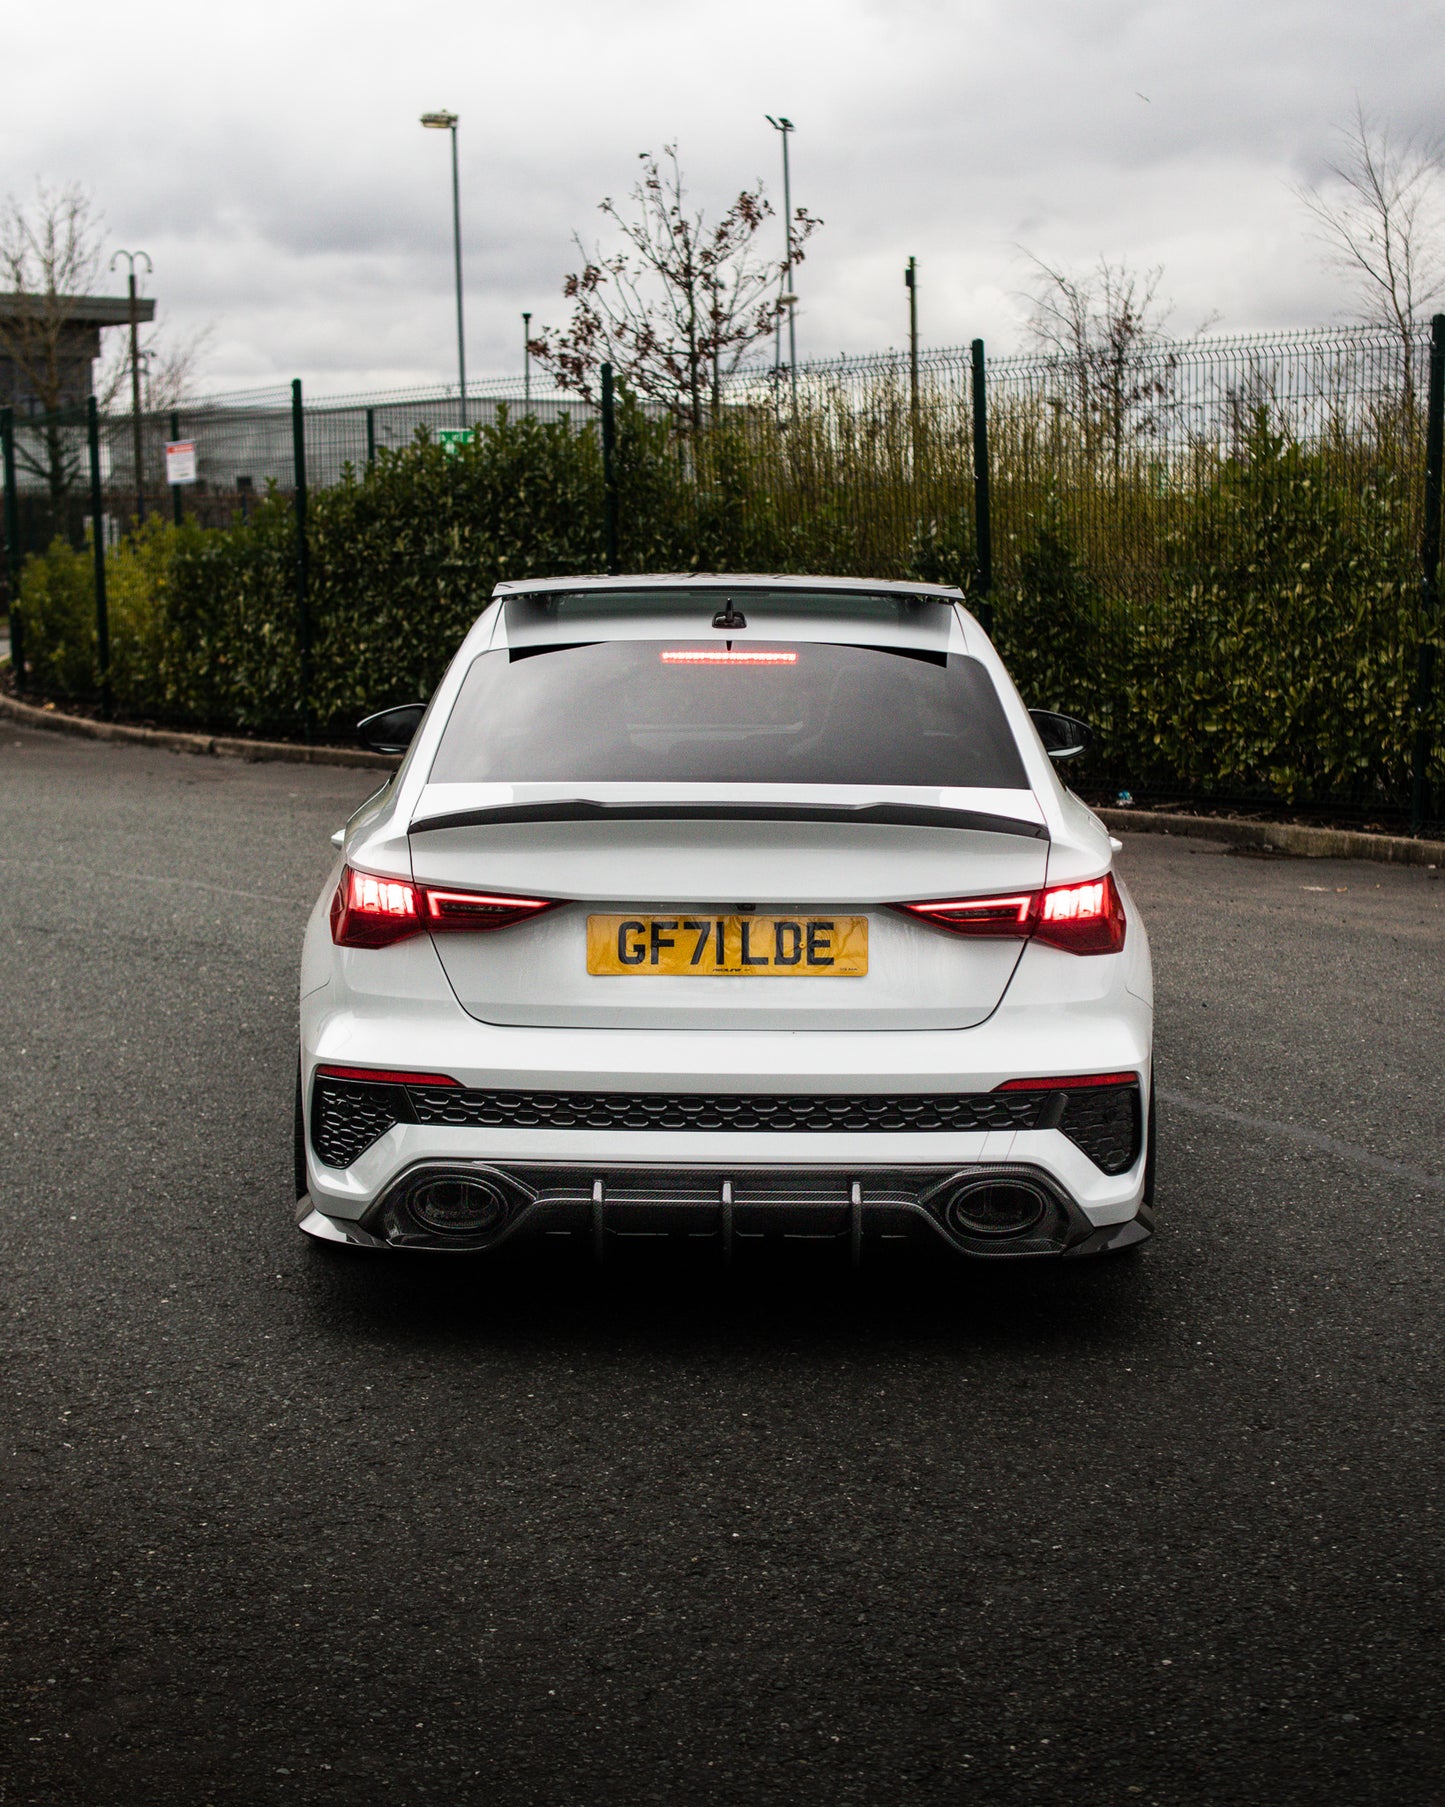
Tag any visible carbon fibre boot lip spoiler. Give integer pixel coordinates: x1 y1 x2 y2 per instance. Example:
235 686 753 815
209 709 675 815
408 799 1049 840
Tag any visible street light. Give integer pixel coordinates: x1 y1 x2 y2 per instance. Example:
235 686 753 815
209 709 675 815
523 310 532 406
109 248 152 522
421 109 467 428
765 115 798 422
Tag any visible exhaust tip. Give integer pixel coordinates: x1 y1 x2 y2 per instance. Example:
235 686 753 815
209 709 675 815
409 1174 511 1235
941 1177 1049 1240
380 1166 529 1244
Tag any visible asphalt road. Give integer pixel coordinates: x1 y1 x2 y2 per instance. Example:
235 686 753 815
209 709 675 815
1 724 1442 1807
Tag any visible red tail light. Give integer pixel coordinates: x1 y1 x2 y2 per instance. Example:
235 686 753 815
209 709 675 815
330 866 559 949
895 873 1126 956
895 893 1035 937
330 868 422 948
1034 875 1127 954
424 890 559 930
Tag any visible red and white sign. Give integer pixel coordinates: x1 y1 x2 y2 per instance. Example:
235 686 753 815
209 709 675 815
165 440 198 485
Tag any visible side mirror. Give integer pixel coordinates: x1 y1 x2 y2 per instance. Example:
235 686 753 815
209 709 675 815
1029 708 1094 762
357 703 426 755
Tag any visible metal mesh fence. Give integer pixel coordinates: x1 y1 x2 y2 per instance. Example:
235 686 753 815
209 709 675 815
715 326 1430 589
2 377 593 549
2 323 1441 831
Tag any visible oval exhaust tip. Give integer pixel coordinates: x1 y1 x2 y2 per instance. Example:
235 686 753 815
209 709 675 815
409 1174 511 1236
942 1178 1048 1239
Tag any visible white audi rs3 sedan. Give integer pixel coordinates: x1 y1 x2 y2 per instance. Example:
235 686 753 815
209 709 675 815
296 574 1155 1263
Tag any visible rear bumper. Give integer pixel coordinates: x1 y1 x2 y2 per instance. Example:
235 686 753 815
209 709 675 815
297 1159 1153 1261
298 927 1153 1257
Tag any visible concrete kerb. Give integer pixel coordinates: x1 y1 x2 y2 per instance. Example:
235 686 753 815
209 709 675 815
0 692 399 772
1094 806 1444 869
2 690 1441 868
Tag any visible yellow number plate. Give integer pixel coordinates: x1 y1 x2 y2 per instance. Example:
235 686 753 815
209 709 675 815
587 915 868 977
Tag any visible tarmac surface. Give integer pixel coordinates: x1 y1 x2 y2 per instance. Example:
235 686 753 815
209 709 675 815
0 722 1441 1807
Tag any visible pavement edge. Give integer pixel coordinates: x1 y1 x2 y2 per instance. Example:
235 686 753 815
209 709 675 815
2 690 1441 868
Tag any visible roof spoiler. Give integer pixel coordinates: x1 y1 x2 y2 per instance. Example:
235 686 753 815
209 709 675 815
410 799 1048 841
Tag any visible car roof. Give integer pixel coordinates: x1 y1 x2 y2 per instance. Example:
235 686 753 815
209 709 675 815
492 572 965 601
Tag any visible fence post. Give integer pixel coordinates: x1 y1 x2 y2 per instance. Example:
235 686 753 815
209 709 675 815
601 361 619 575
365 407 376 471
292 379 313 742
1 407 24 691
1412 314 1445 835
970 338 994 636
170 411 183 527
87 396 112 719
906 257 920 469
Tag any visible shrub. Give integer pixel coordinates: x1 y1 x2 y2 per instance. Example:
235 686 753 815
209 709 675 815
13 394 1442 815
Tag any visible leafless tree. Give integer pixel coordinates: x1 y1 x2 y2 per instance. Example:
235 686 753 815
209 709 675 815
96 317 212 415
1 180 208 499
1297 105 1445 401
527 146 821 430
1021 254 1184 470
0 182 109 497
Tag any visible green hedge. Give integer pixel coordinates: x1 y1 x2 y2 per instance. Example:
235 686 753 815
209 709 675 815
14 402 1443 815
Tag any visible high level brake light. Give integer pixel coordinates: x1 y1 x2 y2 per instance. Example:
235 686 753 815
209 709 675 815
329 866 559 949
660 649 798 666
896 873 1126 955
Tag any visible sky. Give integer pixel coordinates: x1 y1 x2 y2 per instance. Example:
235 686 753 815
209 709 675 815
6 0 1443 396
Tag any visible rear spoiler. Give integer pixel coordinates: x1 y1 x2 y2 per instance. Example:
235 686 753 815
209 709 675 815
409 799 1048 841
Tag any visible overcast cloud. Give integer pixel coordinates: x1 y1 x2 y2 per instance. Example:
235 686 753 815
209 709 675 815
7 0 1443 394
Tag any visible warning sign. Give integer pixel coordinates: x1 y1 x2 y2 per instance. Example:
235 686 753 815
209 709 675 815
165 440 198 485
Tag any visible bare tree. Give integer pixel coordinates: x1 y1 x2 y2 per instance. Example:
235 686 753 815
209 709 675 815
1297 105 1445 399
528 146 821 430
0 182 108 498
1 181 209 500
96 317 212 415
1021 254 1184 471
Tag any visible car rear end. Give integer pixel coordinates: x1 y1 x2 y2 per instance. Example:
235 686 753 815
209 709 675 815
297 578 1153 1262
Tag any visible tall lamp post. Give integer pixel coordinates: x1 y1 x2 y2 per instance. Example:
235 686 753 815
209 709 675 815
523 310 532 406
420 110 467 428
109 248 152 522
765 115 798 422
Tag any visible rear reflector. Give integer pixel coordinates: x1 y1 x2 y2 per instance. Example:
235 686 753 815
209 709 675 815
660 650 798 665
330 866 559 949
997 1072 1138 1091
317 1064 460 1088
896 873 1126 956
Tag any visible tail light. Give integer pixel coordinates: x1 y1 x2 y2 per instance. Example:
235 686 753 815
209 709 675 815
896 873 1126 956
330 866 559 949
1034 876 1127 954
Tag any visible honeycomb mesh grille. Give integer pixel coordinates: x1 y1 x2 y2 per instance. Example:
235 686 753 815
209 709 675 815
311 1080 400 1168
406 1086 1047 1137
1059 1086 1140 1175
311 1075 1141 1174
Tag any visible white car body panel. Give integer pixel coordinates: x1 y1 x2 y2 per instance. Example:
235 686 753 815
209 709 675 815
298 575 1155 1260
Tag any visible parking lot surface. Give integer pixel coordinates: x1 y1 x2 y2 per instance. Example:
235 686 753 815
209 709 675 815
1 724 1441 1807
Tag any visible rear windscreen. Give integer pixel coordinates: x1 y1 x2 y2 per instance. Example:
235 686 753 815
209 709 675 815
429 641 1029 789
